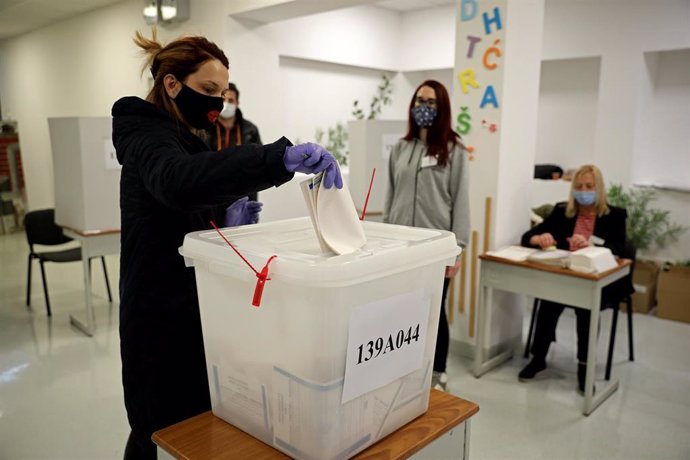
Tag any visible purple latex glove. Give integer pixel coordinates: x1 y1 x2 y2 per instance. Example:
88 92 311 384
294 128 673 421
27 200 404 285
224 197 263 227
283 143 343 189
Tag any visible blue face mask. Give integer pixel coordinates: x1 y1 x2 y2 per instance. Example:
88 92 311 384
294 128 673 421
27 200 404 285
411 104 437 128
574 191 597 206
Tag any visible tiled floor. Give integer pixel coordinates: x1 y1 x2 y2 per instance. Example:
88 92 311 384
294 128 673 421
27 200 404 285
1 230 689 459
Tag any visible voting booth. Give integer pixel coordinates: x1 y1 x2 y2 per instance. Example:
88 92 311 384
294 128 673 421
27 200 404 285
181 217 459 460
48 117 120 232
347 120 406 221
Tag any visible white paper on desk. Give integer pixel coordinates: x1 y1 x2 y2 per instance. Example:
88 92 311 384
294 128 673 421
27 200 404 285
486 245 537 262
527 249 570 266
300 172 367 255
570 246 617 273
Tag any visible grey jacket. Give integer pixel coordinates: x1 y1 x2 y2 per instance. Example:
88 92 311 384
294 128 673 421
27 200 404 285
383 138 470 248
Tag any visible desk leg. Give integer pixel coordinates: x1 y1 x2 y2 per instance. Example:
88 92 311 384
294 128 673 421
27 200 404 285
473 282 487 377
70 240 95 337
156 447 175 460
409 420 469 459
583 289 619 415
464 418 471 460
473 282 512 377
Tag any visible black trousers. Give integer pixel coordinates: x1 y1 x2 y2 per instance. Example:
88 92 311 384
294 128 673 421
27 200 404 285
530 300 592 363
434 278 451 373
124 430 156 460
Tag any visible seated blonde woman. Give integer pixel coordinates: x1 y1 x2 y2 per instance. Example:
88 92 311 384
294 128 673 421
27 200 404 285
519 165 633 394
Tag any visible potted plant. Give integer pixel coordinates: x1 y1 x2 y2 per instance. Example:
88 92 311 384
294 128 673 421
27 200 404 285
607 184 687 313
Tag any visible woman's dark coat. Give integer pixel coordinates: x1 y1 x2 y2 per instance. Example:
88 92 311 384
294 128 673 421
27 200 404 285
112 96 293 449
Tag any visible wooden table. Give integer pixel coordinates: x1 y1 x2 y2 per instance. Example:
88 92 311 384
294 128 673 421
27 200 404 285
61 226 120 337
153 389 479 459
474 254 631 415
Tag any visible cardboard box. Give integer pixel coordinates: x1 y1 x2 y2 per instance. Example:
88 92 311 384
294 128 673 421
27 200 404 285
627 260 660 313
656 265 690 323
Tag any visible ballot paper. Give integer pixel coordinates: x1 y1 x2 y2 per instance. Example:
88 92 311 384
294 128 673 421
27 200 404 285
527 249 571 267
486 245 538 262
300 172 367 255
570 246 617 273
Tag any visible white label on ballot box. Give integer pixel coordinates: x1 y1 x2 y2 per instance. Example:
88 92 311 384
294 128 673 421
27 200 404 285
342 289 431 404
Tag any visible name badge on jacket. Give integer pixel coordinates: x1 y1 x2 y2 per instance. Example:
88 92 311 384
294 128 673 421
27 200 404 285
420 154 438 169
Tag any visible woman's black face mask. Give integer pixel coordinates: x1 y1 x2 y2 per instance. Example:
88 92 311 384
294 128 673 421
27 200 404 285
173 83 223 130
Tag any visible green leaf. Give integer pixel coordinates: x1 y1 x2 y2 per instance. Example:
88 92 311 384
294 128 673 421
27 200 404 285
607 183 687 250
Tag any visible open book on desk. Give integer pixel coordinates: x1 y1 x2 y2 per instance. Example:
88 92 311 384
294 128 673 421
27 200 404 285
300 172 367 255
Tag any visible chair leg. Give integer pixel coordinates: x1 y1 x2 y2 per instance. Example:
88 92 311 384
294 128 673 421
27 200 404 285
524 298 540 358
606 306 619 381
626 296 634 362
26 254 33 307
101 256 113 302
39 260 52 317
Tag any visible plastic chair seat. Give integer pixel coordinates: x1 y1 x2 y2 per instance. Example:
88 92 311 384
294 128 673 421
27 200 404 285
35 247 82 263
25 209 112 316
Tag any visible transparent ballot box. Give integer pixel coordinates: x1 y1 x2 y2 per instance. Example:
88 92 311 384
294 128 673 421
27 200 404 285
181 217 459 460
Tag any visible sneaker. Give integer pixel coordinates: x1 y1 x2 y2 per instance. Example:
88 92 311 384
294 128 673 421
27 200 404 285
432 371 448 391
518 359 546 382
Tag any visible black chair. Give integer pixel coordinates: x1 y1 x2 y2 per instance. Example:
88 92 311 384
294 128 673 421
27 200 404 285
25 209 112 316
523 241 636 381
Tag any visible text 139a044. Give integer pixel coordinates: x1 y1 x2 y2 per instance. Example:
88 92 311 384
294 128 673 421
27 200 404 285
356 324 420 365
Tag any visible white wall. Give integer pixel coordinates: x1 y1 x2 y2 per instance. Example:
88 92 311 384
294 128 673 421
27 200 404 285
0 0 229 211
268 6 401 71
224 6 399 147
279 57 397 145
0 0 459 211
225 4 456 150
631 49 690 262
0 0 143 210
5 0 685 259
534 57 600 171
541 0 690 259
633 49 690 191
399 5 456 71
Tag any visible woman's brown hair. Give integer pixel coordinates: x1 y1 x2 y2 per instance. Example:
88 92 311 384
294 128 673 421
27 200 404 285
403 80 462 167
133 29 229 125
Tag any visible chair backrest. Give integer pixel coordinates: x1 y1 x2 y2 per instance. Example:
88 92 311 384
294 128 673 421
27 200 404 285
24 209 72 248
619 239 636 262
620 239 636 299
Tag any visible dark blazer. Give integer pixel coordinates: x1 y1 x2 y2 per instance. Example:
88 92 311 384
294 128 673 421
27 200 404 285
207 108 262 150
521 202 634 303
112 96 293 450
206 109 263 205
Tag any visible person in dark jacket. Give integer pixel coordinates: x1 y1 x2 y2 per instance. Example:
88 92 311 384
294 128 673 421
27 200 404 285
209 82 262 150
113 30 342 459
518 164 633 394
205 82 262 214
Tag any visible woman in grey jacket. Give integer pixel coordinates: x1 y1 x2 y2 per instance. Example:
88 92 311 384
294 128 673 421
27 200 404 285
383 80 470 391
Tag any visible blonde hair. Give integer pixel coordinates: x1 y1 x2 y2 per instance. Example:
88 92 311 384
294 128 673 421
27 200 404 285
565 164 610 218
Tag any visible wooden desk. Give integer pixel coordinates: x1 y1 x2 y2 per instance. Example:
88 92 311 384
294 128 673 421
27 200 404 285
61 226 120 337
153 390 479 460
474 255 631 415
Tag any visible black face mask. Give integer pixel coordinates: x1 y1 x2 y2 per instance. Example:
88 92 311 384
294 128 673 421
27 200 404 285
173 83 223 130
